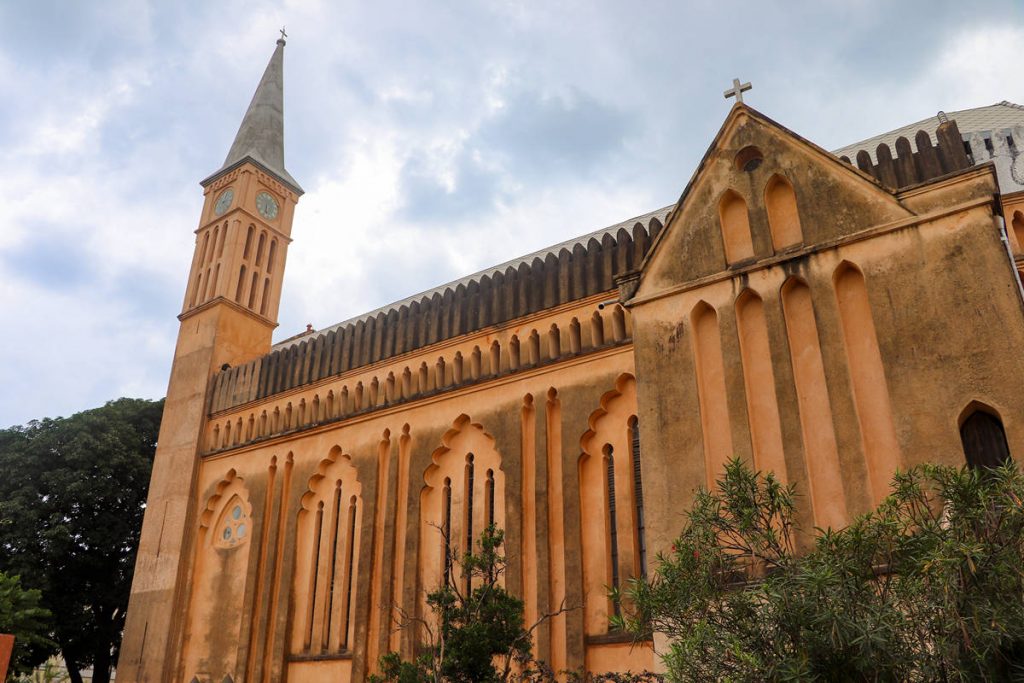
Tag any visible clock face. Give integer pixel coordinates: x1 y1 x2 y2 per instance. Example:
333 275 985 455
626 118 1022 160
214 188 234 216
256 191 279 220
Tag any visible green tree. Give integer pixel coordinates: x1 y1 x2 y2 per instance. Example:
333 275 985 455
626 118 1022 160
0 398 163 683
371 524 558 683
0 572 54 679
616 457 1024 682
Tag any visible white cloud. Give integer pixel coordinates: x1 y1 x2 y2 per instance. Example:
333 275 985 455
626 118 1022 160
1 1 1022 426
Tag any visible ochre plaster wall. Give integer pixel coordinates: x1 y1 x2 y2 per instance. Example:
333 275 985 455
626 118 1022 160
176 309 654 682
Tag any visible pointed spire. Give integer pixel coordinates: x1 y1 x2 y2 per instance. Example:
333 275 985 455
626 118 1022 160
202 36 303 194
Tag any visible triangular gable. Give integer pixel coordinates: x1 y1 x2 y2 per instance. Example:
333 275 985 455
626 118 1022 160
634 104 915 299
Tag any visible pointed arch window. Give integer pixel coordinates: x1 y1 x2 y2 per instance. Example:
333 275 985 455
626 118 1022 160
235 265 247 302
1012 211 1024 252
464 454 475 593
605 445 620 604
442 476 453 585
248 271 259 309
960 407 1012 470
629 417 647 578
256 231 267 266
485 469 495 528
267 239 278 274
243 225 254 259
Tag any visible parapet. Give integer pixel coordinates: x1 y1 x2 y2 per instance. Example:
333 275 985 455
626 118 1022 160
208 210 668 414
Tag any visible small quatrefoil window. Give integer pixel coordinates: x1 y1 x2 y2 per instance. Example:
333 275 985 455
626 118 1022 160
214 495 251 549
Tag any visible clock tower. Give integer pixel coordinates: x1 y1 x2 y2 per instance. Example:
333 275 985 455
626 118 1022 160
119 36 302 682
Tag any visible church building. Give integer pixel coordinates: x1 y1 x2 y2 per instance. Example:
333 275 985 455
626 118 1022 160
118 38 1024 682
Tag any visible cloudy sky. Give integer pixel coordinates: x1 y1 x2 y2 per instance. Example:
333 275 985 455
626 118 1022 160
1 0 1022 426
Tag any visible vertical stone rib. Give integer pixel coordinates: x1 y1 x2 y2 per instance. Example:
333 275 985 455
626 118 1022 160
735 291 788 482
690 302 735 487
781 278 847 529
833 264 902 506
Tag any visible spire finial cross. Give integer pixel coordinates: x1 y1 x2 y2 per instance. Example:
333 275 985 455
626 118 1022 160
278 26 288 43
723 78 752 104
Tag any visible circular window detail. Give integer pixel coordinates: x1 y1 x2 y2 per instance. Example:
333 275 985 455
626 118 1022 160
734 146 764 173
214 188 234 216
214 495 251 549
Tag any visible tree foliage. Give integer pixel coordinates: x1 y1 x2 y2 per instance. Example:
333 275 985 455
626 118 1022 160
371 524 535 683
371 524 660 683
0 398 163 683
0 572 53 678
616 457 1024 682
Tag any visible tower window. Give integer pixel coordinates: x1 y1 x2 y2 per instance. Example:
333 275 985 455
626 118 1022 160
243 225 254 259
267 239 278 274
256 232 267 266
248 271 259 309
235 265 246 302
260 278 271 316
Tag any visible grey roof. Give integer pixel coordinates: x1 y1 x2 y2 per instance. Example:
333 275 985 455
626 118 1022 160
273 203 673 349
832 101 1024 163
203 39 303 194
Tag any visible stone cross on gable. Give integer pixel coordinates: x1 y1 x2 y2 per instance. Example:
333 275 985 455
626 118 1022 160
724 78 752 104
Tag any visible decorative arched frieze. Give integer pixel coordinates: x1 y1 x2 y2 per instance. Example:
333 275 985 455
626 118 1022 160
291 447 363 655
419 415 506 609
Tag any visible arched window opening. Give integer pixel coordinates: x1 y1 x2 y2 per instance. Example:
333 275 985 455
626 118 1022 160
235 265 246 302
442 477 453 585
267 239 278 274
260 278 271 316
718 189 754 263
464 454 475 593
485 469 495 528
734 145 764 172
342 495 358 647
248 271 259 308
217 221 228 258
605 445 621 617
208 227 219 264
960 408 1012 470
765 174 803 250
1013 211 1024 252
210 264 220 300
197 231 210 267
305 501 325 649
322 482 343 649
629 417 647 579
202 267 212 301
243 225 254 259
256 231 267 266
190 272 203 308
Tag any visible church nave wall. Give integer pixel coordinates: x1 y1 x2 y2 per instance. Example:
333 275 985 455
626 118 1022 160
183 345 654 682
